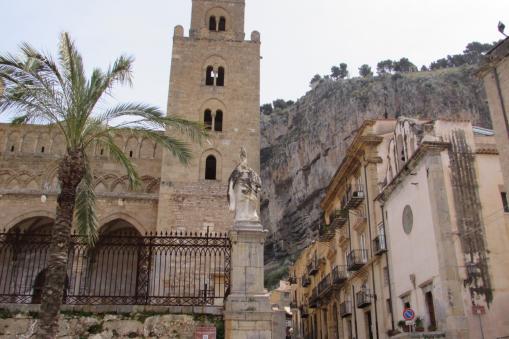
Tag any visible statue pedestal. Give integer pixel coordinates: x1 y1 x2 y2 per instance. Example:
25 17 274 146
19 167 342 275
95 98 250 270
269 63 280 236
224 221 275 339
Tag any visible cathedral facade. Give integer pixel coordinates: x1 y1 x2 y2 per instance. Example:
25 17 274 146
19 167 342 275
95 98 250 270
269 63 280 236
0 0 261 236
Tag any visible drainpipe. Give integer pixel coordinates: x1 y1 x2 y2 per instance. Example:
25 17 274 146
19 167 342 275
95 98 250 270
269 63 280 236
364 164 379 339
381 204 396 332
493 67 509 138
352 285 358 339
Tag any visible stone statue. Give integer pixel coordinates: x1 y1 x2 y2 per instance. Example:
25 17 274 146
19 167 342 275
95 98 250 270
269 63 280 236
227 147 262 224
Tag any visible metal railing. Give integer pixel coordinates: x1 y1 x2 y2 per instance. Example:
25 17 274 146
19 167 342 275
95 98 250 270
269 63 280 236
330 208 349 229
356 289 372 308
373 234 387 255
331 265 348 286
347 249 368 271
309 287 319 308
339 301 352 318
0 230 231 307
317 274 332 298
341 184 365 210
302 276 311 287
307 256 319 276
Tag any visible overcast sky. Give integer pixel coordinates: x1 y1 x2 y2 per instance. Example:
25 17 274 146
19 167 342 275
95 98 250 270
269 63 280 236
1 0 508 118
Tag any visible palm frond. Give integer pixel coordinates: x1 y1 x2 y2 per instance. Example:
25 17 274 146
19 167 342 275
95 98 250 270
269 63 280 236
74 158 98 245
103 135 140 190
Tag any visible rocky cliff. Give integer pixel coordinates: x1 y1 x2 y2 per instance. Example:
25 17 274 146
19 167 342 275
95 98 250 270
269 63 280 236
260 66 490 274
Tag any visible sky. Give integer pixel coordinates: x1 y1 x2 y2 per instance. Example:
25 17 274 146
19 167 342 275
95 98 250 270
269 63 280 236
1 0 508 118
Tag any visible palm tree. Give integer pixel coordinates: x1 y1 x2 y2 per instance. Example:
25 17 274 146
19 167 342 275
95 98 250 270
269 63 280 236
0 33 207 338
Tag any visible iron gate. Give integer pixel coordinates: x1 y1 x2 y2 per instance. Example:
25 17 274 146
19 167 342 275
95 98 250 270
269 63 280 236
0 230 231 307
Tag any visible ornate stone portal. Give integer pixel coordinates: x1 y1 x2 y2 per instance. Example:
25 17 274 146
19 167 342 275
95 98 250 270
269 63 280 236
224 149 284 339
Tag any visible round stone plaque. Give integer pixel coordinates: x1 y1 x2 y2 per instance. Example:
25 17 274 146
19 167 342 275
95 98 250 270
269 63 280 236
402 205 413 235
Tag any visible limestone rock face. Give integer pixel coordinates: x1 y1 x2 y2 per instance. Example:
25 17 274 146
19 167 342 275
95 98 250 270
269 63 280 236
260 66 491 268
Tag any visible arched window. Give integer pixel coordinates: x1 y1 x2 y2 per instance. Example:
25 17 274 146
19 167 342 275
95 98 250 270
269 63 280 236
214 110 223 132
209 16 217 31
218 17 226 31
205 155 217 180
206 66 214 86
204 110 213 130
217 67 225 86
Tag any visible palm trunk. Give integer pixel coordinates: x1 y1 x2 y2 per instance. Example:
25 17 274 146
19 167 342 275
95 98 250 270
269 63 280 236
35 150 84 339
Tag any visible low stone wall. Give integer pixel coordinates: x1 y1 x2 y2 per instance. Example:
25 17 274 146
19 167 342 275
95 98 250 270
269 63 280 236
0 310 223 339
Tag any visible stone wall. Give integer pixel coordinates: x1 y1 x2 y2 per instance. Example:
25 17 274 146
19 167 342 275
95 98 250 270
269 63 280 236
0 310 223 339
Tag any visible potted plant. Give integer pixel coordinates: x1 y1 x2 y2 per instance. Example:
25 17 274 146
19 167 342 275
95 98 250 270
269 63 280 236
397 320 410 332
415 317 425 332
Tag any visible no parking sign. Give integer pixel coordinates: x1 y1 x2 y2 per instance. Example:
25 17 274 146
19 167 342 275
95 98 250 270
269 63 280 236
403 308 416 321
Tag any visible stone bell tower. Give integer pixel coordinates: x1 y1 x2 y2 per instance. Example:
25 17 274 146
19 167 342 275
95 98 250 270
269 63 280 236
157 0 261 233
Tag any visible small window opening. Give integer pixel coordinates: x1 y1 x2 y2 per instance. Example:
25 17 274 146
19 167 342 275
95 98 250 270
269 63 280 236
218 17 226 31
204 110 213 130
129 150 133 158
214 110 223 132
41 146 45 153
100 149 104 156
502 192 509 213
209 16 217 31
10 145 14 152
217 67 225 87
205 155 217 180
206 66 215 86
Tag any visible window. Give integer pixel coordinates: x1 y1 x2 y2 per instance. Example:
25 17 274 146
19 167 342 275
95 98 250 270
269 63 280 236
360 233 368 261
214 110 223 132
502 192 509 213
204 110 213 130
10 145 14 152
401 294 411 309
218 17 226 31
217 67 225 86
129 150 133 158
205 155 217 180
209 16 217 31
206 66 215 86
41 147 45 153
100 149 104 156
425 291 437 330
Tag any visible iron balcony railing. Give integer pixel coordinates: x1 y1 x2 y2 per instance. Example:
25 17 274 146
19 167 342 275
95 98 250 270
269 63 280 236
347 249 368 271
319 224 335 241
290 301 298 309
342 184 365 210
330 208 349 229
356 289 372 308
373 234 387 256
340 301 352 318
309 287 319 308
332 265 348 286
307 256 319 276
0 230 231 307
317 274 332 299
302 275 311 287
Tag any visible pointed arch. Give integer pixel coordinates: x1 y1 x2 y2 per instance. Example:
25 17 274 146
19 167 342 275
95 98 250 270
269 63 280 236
200 149 222 181
21 132 38 153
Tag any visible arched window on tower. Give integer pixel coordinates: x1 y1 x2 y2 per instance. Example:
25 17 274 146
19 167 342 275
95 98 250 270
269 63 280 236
214 110 223 132
209 16 217 31
204 110 213 130
218 17 226 31
205 155 217 180
205 66 214 86
217 67 225 86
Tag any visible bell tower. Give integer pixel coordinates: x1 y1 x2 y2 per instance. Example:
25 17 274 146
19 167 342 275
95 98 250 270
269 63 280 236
157 0 261 233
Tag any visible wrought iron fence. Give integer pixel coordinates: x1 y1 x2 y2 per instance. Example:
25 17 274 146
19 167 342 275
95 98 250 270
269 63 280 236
0 230 231 307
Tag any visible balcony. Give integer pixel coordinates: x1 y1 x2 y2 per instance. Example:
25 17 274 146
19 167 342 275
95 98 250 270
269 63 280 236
302 276 311 287
338 226 350 244
317 274 332 299
319 223 335 241
330 208 349 229
356 289 372 308
332 265 348 287
307 257 320 276
347 249 368 271
373 234 387 256
309 287 319 308
339 301 352 318
342 185 365 210
300 305 309 318
290 301 298 309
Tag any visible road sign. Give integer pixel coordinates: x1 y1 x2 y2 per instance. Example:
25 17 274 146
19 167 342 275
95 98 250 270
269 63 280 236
403 308 416 321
